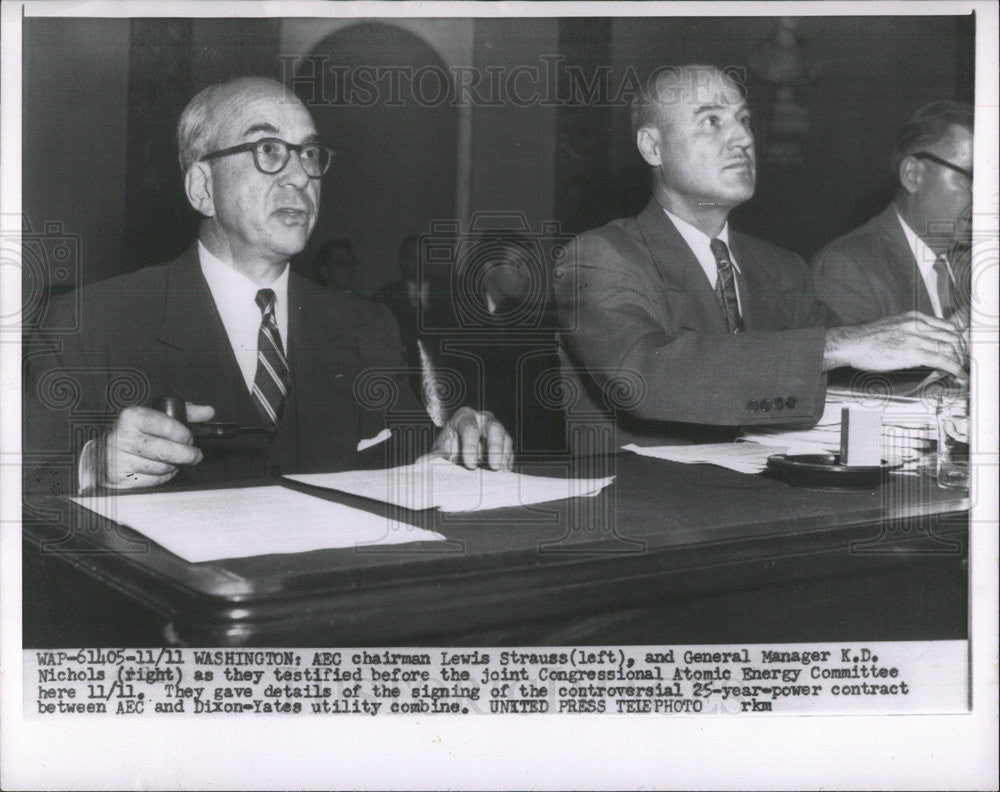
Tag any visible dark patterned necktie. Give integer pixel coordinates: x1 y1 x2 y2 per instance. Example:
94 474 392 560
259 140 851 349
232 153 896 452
709 238 744 333
933 255 954 317
252 288 290 427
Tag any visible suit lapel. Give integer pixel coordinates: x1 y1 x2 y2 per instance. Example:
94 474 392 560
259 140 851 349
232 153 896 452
636 199 729 333
286 272 347 416
276 274 362 471
156 244 261 427
877 206 935 315
157 244 223 351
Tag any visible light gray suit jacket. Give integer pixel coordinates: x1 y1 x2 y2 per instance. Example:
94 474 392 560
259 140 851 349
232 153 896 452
554 199 840 451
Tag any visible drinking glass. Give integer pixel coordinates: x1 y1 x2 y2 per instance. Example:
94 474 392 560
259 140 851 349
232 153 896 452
935 396 969 491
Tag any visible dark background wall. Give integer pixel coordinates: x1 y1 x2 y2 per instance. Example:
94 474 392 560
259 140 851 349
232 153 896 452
469 18 559 238
23 18 131 287
294 21 459 295
604 15 975 255
22 14 975 301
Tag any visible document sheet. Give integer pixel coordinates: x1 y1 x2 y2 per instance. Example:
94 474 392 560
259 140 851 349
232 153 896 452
285 459 615 512
71 486 443 563
622 442 791 474
626 387 939 474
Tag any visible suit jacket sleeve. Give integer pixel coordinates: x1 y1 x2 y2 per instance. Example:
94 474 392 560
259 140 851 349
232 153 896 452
23 292 117 495
556 228 829 426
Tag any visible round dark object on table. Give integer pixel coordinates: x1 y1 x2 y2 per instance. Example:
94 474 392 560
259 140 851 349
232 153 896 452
766 453 901 490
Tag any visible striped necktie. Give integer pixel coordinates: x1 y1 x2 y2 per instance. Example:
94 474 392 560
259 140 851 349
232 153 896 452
252 288 290 427
709 238 744 333
933 254 954 317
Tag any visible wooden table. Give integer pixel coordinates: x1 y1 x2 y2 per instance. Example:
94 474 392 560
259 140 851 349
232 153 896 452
22 455 969 647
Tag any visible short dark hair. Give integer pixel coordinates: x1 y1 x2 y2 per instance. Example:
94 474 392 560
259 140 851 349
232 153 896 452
630 64 747 137
894 100 974 175
631 66 684 137
312 238 357 287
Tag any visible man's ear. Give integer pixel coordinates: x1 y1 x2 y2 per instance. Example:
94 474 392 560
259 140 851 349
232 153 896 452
184 162 215 217
636 125 663 167
899 155 922 195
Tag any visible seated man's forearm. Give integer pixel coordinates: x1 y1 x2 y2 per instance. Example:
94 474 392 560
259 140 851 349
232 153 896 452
821 313 967 378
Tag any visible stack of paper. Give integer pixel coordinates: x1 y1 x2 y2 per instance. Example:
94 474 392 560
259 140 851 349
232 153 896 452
622 442 791 474
625 386 941 475
286 459 614 512
741 386 937 466
72 486 443 563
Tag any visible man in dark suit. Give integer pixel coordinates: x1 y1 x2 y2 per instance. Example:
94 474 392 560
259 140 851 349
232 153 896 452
554 65 967 450
812 101 973 325
372 235 432 400
24 76 511 494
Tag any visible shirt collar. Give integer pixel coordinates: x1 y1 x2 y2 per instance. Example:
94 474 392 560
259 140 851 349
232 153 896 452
663 209 738 266
197 240 290 363
895 209 947 272
662 207 741 285
198 240 290 307
895 209 953 317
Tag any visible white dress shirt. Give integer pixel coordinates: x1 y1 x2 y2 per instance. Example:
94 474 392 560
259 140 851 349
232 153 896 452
663 208 744 315
896 210 954 318
198 241 290 391
201 249 391 453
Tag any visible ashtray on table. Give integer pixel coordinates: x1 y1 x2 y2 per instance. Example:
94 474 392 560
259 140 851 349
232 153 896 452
766 453 901 490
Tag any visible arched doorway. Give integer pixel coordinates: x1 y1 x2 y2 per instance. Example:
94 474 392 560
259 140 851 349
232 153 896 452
295 22 458 295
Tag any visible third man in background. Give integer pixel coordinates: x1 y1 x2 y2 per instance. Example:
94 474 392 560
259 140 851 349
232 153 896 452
812 101 974 325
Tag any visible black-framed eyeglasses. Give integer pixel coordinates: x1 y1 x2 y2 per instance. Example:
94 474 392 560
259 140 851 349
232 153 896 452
200 137 335 178
911 151 973 182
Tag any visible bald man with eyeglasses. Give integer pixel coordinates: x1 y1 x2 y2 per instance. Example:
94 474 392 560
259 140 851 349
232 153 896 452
812 101 974 326
25 77 512 494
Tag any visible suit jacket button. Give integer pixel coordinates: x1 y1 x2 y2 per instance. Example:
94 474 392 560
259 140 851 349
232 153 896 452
786 396 797 409
760 399 772 412
774 397 785 410
747 400 759 412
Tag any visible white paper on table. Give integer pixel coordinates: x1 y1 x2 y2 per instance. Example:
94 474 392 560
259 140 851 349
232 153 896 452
738 428 840 456
742 387 937 465
285 459 615 512
71 486 443 563
356 428 393 452
623 442 791 474
432 465 614 513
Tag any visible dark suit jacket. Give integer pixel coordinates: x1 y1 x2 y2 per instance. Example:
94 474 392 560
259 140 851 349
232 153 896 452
24 244 426 494
811 205 935 325
554 199 839 450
